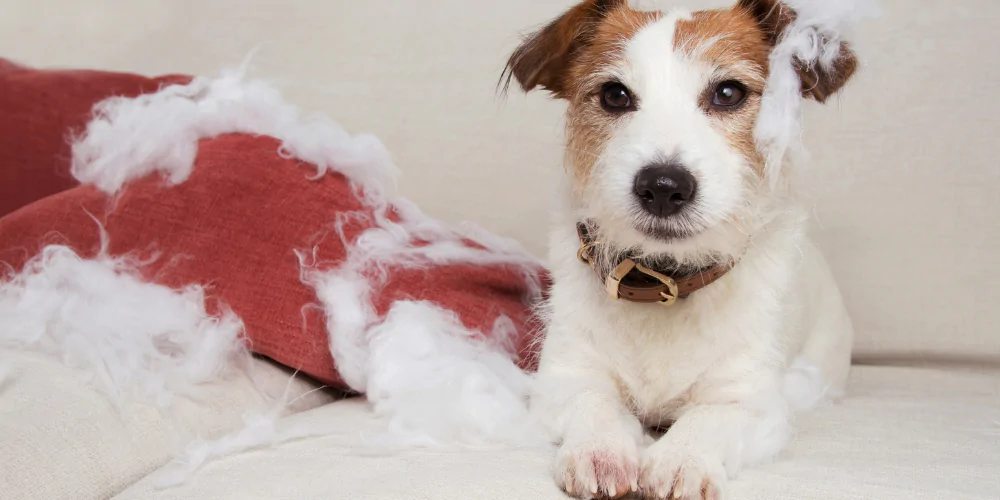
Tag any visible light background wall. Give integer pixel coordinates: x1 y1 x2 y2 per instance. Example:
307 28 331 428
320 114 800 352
1 0 997 361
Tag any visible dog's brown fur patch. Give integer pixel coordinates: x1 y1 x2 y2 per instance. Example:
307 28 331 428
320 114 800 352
563 7 662 183
675 7 772 175
504 0 629 98
736 0 859 102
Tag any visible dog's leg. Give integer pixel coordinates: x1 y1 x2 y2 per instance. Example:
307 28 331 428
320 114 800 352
533 356 645 499
639 382 789 500
793 243 855 404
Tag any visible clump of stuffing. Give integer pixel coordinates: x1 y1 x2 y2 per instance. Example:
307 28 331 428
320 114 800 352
755 0 879 187
0 230 248 408
70 57 397 202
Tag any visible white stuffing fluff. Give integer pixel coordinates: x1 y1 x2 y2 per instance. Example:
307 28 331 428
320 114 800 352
63 61 549 466
305 197 543 394
154 408 287 488
0 239 248 408
303 195 548 448
152 300 547 487
153 380 336 488
357 301 545 447
71 59 397 201
754 0 878 188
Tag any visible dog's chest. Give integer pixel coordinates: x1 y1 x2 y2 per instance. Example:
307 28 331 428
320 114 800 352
594 304 728 426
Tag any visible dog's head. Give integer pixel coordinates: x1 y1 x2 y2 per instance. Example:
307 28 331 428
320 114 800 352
504 0 857 264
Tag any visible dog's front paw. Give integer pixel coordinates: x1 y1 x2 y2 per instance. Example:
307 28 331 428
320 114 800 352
639 445 726 500
554 435 640 499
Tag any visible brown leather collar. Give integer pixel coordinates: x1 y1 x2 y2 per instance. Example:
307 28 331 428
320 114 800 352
576 221 734 305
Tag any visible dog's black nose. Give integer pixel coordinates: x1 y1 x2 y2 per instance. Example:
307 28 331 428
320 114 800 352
633 163 697 217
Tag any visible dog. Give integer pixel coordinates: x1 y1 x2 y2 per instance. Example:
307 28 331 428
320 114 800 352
502 0 857 498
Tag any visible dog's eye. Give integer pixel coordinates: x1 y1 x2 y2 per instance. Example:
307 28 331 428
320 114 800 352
600 83 634 112
712 81 747 108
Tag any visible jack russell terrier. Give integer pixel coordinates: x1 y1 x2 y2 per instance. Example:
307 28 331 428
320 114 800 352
503 0 858 498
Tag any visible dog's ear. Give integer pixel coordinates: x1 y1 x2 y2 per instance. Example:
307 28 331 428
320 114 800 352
738 0 858 103
501 0 626 98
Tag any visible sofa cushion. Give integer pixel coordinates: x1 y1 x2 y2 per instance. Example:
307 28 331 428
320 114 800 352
0 348 334 500
113 365 1000 500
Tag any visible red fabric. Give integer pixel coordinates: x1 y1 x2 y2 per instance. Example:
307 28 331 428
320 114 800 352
0 58 189 217
0 63 543 388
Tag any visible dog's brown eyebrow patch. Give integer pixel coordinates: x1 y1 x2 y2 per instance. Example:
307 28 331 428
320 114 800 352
569 7 663 91
673 8 770 89
588 8 663 61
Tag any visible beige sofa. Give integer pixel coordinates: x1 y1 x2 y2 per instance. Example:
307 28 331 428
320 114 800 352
1 0 997 499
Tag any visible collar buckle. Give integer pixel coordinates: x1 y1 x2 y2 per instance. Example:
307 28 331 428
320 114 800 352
606 258 679 306
577 241 597 264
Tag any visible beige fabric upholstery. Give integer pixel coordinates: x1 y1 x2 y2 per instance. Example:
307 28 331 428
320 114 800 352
113 365 1000 500
0 349 334 500
801 0 1000 361
0 0 997 499
1 0 995 360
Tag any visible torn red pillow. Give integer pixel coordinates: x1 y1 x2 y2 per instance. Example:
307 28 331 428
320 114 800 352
0 132 543 388
0 63 543 389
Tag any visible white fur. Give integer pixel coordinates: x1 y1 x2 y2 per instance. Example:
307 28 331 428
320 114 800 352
532 9 856 499
0 235 249 408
